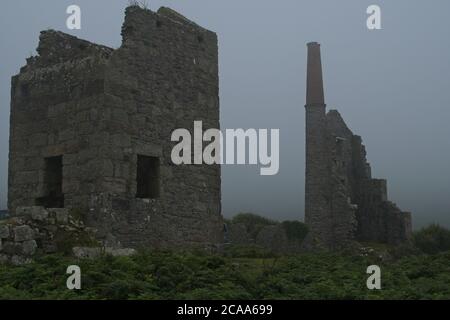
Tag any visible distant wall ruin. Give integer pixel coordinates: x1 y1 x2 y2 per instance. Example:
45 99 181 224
304 42 412 250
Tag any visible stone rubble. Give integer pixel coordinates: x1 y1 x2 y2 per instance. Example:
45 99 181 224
0 206 136 265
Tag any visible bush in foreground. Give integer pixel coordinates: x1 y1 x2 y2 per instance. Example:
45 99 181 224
0 247 449 300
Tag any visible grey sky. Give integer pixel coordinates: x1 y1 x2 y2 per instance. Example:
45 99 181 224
1 0 449 228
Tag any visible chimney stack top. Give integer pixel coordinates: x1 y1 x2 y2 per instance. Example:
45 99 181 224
306 42 325 106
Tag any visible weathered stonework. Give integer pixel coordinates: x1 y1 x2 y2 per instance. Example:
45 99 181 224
0 206 98 265
0 206 137 265
8 6 223 249
304 42 412 250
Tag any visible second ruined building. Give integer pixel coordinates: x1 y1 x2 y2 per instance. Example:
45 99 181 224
304 42 412 250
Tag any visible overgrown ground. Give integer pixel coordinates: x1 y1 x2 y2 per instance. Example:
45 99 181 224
0 245 449 300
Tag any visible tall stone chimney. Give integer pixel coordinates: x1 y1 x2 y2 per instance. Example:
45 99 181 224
306 42 325 105
304 42 331 249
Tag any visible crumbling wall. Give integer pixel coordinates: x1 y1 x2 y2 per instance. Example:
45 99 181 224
326 110 412 245
356 179 412 244
326 110 358 249
8 30 113 212
0 206 97 265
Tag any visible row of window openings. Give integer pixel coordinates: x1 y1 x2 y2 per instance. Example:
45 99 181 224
35 155 160 208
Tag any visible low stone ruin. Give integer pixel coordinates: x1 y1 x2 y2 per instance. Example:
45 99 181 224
0 206 135 265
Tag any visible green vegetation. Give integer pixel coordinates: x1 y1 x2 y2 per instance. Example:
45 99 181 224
0 224 448 300
231 213 277 227
281 221 309 242
231 213 277 240
68 208 86 222
229 213 309 242
0 246 449 300
127 0 150 10
413 224 450 254
53 229 101 256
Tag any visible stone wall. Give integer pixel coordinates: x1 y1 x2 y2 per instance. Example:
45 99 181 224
326 110 412 245
304 43 333 249
93 6 222 248
8 30 112 212
8 6 223 249
0 206 97 265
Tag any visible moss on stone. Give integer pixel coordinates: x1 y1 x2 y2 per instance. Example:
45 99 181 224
54 229 100 256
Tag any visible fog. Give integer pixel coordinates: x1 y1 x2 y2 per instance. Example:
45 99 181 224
1 0 449 228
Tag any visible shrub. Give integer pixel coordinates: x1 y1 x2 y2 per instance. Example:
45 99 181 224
1 248 450 299
231 213 276 226
223 244 276 259
127 0 149 9
281 221 308 242
231 213 276 239
413 224 450 254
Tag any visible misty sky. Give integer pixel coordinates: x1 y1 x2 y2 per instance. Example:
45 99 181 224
1 0 449 228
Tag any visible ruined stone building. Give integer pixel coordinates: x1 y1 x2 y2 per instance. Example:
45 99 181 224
304 42 412 250
8 6 223 249
6 4 413 256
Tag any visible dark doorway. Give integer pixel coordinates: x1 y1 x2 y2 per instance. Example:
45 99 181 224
36 156 64 208
136 155 160 199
